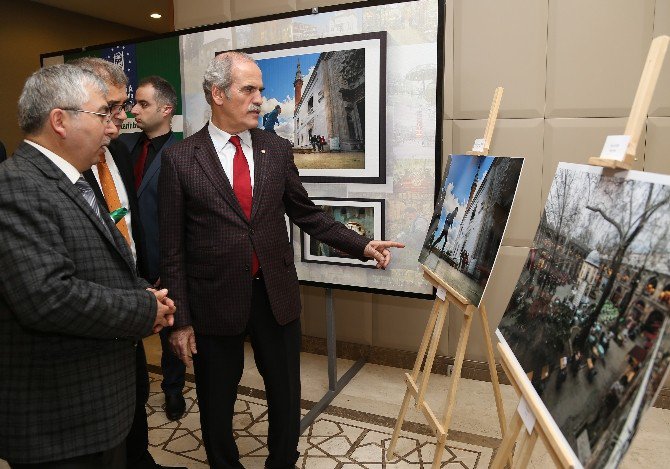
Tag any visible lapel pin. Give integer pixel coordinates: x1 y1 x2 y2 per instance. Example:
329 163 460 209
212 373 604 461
261 150 266 154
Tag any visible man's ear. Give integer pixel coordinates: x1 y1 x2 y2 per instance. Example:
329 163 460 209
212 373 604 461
211 86 227 105
50 109 68 138
162 105 173 118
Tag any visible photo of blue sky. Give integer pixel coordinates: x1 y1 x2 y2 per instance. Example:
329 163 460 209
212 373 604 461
255 52 320 140
434 155 494 236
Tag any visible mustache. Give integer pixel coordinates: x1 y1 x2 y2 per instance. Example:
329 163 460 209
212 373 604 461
248 104 261 112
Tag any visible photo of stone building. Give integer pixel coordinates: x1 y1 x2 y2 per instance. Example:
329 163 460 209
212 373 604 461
418 154 524 306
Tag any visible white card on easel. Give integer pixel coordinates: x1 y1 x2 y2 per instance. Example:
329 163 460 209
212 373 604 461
436 286 447 301
517 397 536 434
471 138 486 153
599 135 630 161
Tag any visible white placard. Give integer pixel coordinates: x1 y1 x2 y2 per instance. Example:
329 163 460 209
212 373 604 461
471 138 486 153
436 286 447 301
599 135 631 161
517 396 536 434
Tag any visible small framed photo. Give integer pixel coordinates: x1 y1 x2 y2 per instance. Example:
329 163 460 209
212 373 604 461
301 197 384 268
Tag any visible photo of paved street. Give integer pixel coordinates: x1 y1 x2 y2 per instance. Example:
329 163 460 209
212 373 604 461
498 163 670 468
293 150 364 169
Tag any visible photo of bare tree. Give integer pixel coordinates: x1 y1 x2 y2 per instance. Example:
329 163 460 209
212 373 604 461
497 163 670 468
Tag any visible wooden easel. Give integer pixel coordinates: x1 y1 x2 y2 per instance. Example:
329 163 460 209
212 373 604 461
489 338 578 469
589 35 669 170
386 88 508 468
491 36 669 469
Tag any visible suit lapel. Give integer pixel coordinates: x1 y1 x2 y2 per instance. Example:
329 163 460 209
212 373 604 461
19 146 136 273
192 127 249 223
250 129 267 221
137 133 176 198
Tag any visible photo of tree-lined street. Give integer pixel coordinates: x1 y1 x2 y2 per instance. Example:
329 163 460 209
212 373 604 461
498 163 670 468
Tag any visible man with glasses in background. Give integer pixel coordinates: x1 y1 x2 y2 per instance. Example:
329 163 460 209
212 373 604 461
69 58 184 469
0 63 176 468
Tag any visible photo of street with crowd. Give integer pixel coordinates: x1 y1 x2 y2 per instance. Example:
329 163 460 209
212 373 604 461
498 163 670 468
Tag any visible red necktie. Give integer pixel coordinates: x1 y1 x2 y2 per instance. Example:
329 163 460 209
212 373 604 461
133 138 151 190
230 136 259 276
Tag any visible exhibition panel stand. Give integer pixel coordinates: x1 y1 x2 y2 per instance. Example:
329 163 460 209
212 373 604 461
491 35 669 469
387 88 509 468
299 288 366 434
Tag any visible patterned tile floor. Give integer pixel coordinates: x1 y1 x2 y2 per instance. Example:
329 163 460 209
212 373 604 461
147 373 493 468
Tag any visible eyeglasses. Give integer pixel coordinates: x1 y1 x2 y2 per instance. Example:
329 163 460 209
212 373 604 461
109 100 134 115
62 108 112 124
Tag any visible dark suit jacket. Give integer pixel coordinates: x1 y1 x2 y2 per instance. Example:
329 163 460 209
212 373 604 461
159 127 369 336
119 132 179 283
0 142 156 464
83 139 146 278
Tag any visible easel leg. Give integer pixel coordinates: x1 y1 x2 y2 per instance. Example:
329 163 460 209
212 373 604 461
387 298 445 460
491 411 523 469
479 304 511 466
514 430 538 469
431 307 473 468
417 300 449 405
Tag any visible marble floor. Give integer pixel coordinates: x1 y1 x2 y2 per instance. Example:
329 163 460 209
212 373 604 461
2 335 669 468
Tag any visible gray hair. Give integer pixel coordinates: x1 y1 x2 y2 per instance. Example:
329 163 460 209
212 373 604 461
138 75 178 117
202 51 255 104
18 64 108 135
68 57 128 88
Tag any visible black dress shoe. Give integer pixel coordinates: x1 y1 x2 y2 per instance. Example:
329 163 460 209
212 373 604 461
164 392 186 421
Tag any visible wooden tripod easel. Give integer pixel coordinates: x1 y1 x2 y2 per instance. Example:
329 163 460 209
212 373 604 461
386 88 508 468
489 338 578 469
491 35 669 469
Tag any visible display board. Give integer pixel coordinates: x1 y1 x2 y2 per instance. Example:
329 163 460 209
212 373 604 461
42 0 443 298
497 162 670 468
419 154 524 306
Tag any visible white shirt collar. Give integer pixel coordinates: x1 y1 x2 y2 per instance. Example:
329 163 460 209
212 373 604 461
24 139 81 184
207 121 252 152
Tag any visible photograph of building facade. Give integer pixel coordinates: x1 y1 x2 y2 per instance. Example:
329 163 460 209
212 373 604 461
497 163 670 468
293 48 366 155
418 155 523 306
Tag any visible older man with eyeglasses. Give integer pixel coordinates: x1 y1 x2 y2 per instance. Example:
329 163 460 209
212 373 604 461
67 58 185 469
0 63 176 468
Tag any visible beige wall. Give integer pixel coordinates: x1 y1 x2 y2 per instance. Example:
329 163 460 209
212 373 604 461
172 0 670 369
0 0 153 154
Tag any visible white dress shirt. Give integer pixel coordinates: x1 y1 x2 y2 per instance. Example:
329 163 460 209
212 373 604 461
25 139 80 184
208 121 255 193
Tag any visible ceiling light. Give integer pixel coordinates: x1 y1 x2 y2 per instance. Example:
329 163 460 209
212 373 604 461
150 13 162 19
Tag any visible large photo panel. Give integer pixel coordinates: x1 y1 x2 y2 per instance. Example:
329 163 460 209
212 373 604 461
497 163 670 468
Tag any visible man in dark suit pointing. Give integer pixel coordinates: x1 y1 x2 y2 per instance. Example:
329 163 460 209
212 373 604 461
0 64 175 468
159 51 403 469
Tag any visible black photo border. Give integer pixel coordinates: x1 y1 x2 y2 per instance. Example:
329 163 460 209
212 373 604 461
300 197 385 269
232 32 386 184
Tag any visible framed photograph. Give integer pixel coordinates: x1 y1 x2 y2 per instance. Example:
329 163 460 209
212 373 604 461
418 155 524 306
497 163 670 468
237 32 386 183
301 198 384 268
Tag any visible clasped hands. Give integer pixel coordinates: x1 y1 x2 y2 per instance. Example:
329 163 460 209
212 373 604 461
147 288 176 334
